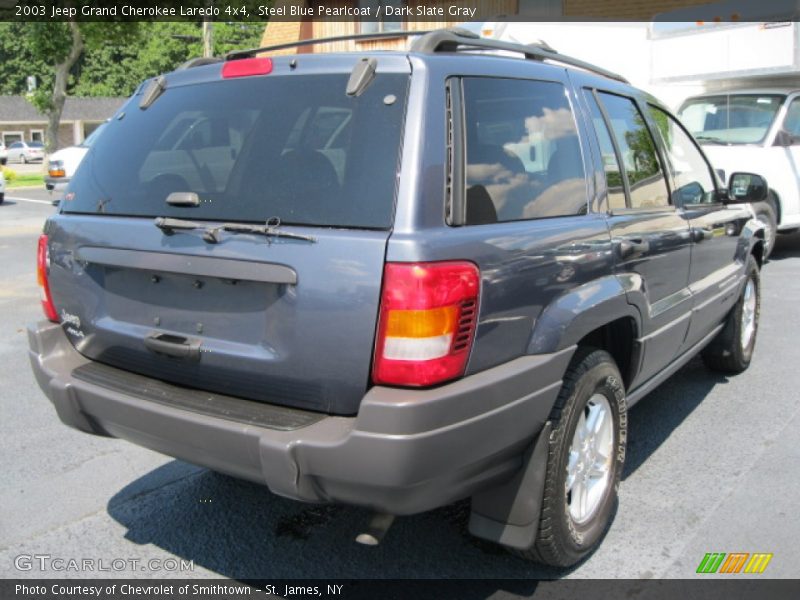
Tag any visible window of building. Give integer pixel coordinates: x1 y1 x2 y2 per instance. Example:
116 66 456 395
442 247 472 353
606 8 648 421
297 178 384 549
30 130 44 143
359 0 404 35
2 132 24 146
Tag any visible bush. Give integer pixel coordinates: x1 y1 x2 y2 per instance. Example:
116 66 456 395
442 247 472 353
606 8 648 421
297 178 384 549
1 166 17 182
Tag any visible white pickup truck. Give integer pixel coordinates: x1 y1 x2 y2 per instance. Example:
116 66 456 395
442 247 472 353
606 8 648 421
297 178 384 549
678 89 800 256
44 123 106 199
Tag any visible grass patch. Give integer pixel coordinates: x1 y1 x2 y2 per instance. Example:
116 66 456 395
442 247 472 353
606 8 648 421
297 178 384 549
7 174 44 188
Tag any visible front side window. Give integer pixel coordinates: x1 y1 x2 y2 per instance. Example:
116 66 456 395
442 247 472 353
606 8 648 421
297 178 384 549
782 97 800 141
678 94 785 145
597 92 669 210
462 77 586 224
648 105 717 206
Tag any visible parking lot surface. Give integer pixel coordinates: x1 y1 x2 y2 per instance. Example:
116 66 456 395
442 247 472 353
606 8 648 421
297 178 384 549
1 192 798 581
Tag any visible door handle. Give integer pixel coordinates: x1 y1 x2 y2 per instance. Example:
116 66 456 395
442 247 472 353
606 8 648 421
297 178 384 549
144 331 202 361
617 238 648 259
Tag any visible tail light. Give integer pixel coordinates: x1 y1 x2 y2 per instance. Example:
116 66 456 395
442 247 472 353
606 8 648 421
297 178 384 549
37 234 59 322
48 161 65 178
372 261 480 387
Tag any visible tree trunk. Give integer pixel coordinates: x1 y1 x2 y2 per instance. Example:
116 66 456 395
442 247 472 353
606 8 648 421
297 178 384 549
45 22 84 154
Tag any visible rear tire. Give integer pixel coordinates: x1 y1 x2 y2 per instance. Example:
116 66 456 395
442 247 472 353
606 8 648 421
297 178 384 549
0 193 4 204
513 348 627 567
701 255 760 374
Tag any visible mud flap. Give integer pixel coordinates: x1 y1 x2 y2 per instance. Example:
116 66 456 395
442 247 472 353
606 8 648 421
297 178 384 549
468 421 552 549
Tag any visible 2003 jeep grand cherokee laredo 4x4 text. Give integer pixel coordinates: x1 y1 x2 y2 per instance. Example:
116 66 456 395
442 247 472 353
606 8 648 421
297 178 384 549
28 29 768 567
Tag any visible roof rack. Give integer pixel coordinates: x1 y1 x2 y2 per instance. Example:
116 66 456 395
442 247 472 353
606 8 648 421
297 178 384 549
410 28 629 83
221 27 627 84
225 29 433 60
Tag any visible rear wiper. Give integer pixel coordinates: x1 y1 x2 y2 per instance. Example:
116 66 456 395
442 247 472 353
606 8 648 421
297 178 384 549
154 216 204 234
155 216 316 244
204 218 316 244
695 135 727 145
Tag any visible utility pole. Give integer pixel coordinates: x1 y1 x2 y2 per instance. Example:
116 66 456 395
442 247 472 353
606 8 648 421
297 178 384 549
202 20 214 58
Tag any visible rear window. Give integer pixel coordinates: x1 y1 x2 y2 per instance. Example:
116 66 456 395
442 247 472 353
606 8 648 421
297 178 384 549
64 73 409 229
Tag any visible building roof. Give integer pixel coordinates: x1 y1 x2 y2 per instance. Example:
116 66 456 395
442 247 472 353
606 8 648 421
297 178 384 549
0 95 126 123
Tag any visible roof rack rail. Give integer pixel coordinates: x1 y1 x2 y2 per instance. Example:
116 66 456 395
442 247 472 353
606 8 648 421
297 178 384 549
225 29 433 60
410 28 628 83
177 56 224 70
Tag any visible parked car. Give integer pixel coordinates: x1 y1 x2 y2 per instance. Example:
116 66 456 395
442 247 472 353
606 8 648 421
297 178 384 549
28 28 767 567
7 140 45 164
45 123 108 198
679 88 800 256
0 143 7 165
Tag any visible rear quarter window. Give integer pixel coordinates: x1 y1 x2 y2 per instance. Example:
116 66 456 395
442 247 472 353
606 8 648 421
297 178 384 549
461 77 587 225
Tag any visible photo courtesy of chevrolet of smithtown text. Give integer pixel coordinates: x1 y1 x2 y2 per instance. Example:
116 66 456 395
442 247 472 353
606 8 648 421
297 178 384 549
1 0 799 599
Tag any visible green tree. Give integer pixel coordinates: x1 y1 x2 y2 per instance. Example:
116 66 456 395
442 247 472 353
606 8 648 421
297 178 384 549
24 21 139 152
0 17 266 151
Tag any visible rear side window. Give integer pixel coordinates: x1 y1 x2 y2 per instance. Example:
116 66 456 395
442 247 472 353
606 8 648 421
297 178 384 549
64 73 409 229
596 92 669 210
461 77 586 224
585 93 626 210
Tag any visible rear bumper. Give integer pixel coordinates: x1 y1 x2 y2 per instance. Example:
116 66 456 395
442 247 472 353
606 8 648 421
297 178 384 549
44 176 69 193
28 321 572 515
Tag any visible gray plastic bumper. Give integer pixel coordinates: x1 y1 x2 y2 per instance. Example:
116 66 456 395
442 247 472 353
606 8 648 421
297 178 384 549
28 320 572 515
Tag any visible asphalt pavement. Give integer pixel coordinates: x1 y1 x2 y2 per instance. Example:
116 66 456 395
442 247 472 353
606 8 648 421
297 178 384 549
1 191 798 583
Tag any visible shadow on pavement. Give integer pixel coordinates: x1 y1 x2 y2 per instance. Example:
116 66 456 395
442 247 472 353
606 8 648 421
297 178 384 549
768 230 800 261
106 359 729 584
106 461 563 585
622 355 726 479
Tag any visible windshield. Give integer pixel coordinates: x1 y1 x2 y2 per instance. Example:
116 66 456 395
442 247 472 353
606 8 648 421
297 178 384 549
64 72 409 229
678 94 785 145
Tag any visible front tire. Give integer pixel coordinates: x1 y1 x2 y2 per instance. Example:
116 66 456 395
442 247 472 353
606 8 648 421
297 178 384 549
701 255 760 373
754 199 777 259
514 348 627 567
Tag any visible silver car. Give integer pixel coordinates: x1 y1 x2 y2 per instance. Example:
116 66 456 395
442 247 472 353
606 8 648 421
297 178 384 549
7 141 45 163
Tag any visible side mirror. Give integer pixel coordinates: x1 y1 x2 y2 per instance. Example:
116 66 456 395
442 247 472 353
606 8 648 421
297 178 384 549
727 172 768 203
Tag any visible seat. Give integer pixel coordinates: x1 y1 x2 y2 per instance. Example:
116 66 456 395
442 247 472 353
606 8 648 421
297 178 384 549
466 184 498 225
468 144 526 177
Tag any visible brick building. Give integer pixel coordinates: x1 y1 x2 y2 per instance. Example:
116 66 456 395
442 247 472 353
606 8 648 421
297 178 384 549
260 0 706 53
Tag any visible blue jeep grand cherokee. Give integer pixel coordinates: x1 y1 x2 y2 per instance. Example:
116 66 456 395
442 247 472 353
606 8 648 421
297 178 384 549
28 29 767 566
